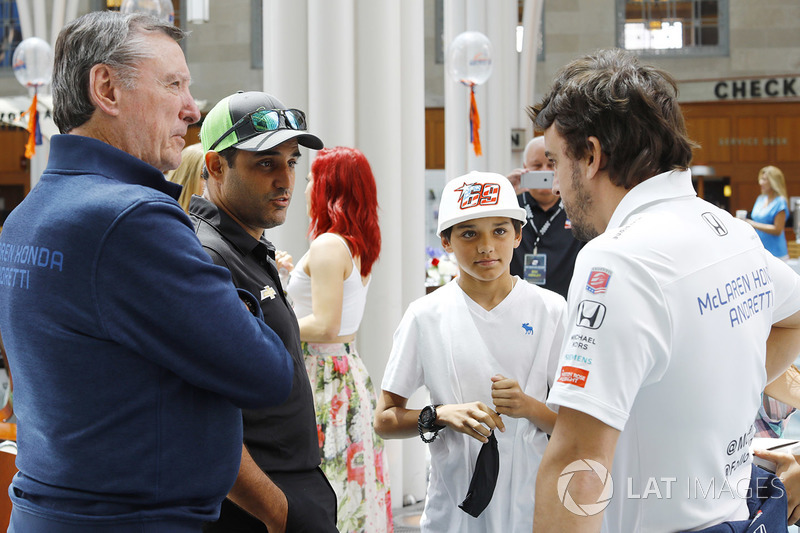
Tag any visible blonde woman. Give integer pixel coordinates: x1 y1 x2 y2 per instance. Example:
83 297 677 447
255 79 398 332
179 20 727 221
746 165 790 260
165 143 204 212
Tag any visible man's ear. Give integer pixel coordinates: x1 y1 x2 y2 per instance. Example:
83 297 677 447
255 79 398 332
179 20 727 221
88 64 122 117
204 151 224 181
585 136 607 180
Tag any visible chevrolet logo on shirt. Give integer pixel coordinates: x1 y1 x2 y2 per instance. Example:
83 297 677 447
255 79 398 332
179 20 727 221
261 286 277 300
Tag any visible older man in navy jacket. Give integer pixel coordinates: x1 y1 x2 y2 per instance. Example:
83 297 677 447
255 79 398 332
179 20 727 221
0 11 293 533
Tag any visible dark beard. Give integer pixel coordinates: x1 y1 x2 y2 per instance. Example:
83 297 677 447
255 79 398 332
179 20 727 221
565 163 599 242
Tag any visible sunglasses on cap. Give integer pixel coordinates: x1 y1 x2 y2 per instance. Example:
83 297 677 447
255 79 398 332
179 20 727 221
208 108 308 152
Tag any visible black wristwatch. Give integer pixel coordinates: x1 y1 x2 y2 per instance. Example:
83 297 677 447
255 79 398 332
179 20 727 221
418 404 445 443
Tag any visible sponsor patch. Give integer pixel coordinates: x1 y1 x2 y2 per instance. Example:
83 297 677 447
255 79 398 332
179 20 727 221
564 219 572 229
569 333 596 350
701 212 728 236
558 366 589 388
576 300 606 329
564 353 592 365
586 268 612 294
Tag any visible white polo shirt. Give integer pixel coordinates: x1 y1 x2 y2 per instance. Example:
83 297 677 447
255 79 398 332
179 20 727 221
547 170 800 533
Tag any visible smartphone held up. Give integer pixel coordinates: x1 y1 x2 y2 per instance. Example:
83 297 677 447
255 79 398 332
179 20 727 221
519 170 554 190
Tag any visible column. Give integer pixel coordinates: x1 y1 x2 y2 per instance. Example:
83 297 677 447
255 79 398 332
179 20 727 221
444 0 518 179
485 0 517 175
443 0 467 181
308 0 356 147
518 0 545 142
261 0 426 509
262 0 312 262
32 0 47 39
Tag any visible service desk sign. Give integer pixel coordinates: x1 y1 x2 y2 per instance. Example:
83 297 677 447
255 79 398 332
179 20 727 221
679 75 800 103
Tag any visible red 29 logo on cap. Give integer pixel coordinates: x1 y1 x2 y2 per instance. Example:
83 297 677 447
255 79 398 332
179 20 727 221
454 182 500 210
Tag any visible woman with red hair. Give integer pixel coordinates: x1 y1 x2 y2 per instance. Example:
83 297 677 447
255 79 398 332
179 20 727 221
286 147 392 533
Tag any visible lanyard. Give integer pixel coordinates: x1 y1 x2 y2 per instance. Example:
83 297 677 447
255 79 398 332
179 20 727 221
523 196 563 255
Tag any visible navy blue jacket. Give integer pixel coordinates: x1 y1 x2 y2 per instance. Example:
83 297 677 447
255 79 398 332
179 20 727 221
0 135 294 530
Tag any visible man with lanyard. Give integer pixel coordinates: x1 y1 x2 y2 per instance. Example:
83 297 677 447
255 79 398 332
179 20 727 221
507 136 583 299
191 91 338 532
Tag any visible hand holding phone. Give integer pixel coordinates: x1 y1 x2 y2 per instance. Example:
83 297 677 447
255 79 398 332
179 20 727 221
519 171 554 190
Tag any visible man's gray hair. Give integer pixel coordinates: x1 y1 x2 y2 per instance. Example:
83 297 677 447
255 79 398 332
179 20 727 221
52 11 187 134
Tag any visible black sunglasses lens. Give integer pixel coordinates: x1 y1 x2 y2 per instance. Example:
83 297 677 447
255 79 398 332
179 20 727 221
251 110 280 132
285 110 306 130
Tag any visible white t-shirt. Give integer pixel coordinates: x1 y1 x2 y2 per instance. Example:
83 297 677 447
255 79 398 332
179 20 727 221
382 278 566 533
547 170 800 533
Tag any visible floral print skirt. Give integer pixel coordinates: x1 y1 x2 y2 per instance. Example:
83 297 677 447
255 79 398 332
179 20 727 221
303 341 393 533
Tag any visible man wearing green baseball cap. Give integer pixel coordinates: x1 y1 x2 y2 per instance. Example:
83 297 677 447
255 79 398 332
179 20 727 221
191 91 335 533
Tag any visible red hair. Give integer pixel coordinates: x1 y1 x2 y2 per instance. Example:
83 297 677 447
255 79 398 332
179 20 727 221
309 147 381 277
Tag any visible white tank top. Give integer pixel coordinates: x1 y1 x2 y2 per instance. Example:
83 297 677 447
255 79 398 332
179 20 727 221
287 234 371 336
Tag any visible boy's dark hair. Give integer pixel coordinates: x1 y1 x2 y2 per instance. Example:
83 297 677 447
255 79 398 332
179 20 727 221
440 219 523 243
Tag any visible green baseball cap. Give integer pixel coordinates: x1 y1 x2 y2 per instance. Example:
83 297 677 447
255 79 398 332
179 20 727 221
200 91 323 154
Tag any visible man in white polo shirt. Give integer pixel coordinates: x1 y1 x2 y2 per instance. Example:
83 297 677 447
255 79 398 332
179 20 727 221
531 49 800 533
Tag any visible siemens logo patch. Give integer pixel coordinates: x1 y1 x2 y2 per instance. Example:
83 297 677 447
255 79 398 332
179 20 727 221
564 353 592 365
0 243 64 271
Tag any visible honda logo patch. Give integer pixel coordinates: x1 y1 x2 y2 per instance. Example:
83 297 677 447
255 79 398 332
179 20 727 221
576 300 607 329
701 212 728 236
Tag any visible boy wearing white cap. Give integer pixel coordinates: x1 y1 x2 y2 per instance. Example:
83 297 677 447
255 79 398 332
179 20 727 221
375 171 566 532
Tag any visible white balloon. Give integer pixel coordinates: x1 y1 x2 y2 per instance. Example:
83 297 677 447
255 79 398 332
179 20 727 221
447 31 493 86
160 0 175 24
12 37 53 88
120 0 175 24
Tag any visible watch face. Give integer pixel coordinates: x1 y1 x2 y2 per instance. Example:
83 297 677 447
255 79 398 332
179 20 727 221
420 406 435 428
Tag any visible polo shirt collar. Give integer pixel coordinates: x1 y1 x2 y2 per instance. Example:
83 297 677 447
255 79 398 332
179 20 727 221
189 195 274 259
606 169 696 230
47 134 182 201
